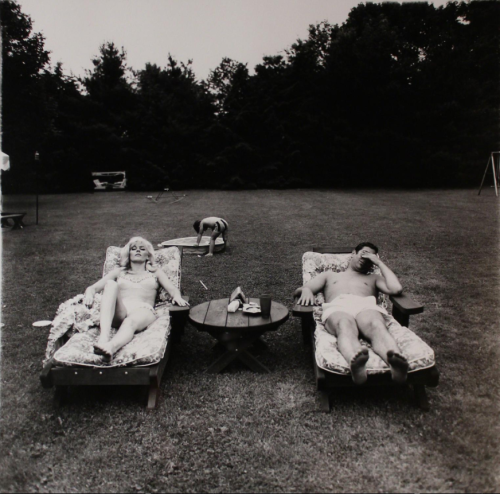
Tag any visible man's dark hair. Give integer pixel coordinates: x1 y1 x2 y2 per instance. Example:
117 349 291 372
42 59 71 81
193 220 201 233
354 242 378 254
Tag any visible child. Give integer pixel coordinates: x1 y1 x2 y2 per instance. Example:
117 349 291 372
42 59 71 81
193 217 229 256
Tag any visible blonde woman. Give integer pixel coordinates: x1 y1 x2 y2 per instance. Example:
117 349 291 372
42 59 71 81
84 236 188 360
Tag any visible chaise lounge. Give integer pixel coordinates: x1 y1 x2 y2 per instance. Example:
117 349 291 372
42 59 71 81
293 247 439 411
40 245 189 409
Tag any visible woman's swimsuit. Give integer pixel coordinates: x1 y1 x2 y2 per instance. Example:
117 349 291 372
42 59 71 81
117 271 159 316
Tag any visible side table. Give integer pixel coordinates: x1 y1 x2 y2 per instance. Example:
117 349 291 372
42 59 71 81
189 298 289 373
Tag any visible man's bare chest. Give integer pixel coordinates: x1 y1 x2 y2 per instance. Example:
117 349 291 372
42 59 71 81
324 273 376 299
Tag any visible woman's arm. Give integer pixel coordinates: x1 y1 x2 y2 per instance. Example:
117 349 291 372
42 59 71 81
83 267 121 307
156 269 189 306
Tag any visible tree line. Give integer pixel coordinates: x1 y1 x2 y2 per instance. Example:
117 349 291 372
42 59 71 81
1 0 499 193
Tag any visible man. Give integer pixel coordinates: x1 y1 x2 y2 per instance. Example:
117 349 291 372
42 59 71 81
193 217 229 257
294 242 409 385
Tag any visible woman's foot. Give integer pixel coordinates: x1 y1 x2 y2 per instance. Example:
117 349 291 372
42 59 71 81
387 350 409 383
93 343 114 362
350 348 369 385
96 336 109 347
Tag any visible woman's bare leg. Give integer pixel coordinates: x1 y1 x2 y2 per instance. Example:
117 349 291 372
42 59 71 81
97 280 117 346
96 280 126 347
96 308 157 360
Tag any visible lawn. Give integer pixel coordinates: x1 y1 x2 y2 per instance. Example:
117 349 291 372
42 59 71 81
0 189 499 493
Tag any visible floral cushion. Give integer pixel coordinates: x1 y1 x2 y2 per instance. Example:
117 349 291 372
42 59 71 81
43 246 182 367
53 306 170 368
302 251 435 375
44 294 102 365
44 294 173 367
313 308 435 375
103 246 181 304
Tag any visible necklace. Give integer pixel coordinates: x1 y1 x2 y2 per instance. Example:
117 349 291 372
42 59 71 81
121 271 155 283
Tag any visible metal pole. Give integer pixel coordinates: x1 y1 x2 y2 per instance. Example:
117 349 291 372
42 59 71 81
495 153 500 190
478 154 491 195
35 151 40 224
492 154 499 197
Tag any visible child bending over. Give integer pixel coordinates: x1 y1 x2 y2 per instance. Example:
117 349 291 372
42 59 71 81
193 217 229 257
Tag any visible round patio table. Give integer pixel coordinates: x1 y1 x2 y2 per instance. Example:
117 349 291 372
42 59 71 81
189 298 289 373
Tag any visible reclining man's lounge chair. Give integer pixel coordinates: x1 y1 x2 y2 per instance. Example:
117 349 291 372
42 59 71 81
293 247 439 411
40 246 189 409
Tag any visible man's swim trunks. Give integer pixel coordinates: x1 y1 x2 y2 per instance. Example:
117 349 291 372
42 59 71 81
321 294 387 322
215 219 228 233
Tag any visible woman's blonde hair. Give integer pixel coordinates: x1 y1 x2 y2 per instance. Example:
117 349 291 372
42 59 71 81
120 236 155 269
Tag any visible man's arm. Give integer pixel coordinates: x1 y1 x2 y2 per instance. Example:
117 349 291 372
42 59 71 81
294 272 328 306
363 253 403 295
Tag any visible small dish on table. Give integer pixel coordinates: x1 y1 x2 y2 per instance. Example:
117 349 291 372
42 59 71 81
242 303 261 314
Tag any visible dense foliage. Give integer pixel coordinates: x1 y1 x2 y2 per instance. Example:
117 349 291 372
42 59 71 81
1 0 499 192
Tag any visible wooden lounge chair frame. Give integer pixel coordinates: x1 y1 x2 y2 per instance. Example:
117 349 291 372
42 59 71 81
40 248 190 409
292 247 439 412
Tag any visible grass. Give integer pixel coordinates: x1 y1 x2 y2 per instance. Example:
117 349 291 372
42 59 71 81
0 188 499 493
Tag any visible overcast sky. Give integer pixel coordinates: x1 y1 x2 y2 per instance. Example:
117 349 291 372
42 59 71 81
18 0 449 81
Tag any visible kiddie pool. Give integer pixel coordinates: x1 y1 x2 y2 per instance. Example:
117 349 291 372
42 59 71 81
158 236 225 255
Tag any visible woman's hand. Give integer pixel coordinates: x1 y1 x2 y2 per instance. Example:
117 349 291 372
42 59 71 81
83 287 95 307
172 295 190 307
